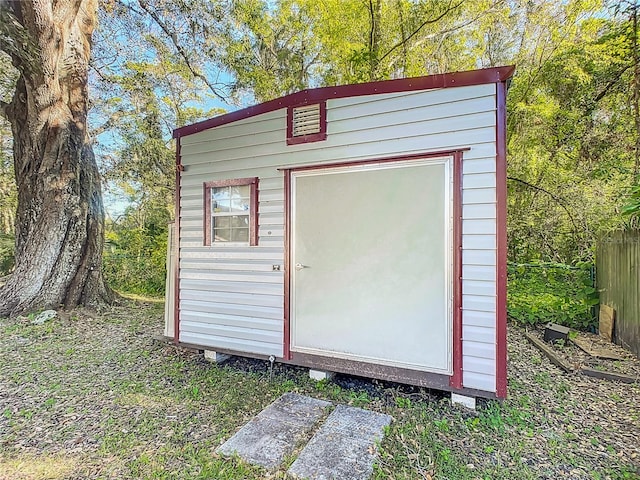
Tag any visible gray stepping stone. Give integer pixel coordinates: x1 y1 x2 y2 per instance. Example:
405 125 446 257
216 392 331 469
287 405 393 480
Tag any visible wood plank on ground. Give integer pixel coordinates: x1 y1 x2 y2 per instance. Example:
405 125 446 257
571 334 623 360
287 405 393 480
581 368 638 384
216 392 331 469
524 331 574 372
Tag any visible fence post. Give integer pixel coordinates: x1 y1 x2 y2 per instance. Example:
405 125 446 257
163 222 176 338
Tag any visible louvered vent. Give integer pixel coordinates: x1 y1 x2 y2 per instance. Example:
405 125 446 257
292 104 321 137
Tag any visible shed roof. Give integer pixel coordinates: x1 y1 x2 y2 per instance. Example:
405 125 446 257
173 65 515 139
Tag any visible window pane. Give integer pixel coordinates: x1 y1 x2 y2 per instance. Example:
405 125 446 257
231 185 250 200
230 197 250 212
231 228 249 243
213 228 231 242
230 215 249 228
212 187 230 212
230 185 251 212
213 216 230 229
230 200 250 213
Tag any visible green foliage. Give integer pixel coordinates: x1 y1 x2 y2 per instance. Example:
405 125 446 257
507 4 638 263
0 233 14 276
508 263 598 330
0 112 14 264
221 0 321 103
0 113 15 237
103 203 170 296
222 0 494 100
622 185 640 226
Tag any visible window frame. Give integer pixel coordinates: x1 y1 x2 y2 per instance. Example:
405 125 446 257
203 177 259 246
286 100 327 145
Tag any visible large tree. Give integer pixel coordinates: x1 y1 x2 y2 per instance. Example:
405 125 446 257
0 0 113 315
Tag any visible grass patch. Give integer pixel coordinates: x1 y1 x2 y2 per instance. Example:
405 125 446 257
0 454 80 480
1 302 639 479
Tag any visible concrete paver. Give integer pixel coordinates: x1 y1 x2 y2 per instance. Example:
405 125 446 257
287 404 393 480
216 392 331 469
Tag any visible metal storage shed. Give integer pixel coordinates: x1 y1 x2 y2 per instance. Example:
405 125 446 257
169 65 514 400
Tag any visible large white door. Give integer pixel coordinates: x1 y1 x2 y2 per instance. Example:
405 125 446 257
290 158 453 374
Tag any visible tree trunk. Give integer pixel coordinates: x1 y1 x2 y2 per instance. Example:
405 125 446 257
0 0 113 316
368 0 382 81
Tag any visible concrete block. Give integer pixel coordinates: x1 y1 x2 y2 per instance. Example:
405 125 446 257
544 323 570 343
204 350 230 363
309 369 334 381
451 393 476 410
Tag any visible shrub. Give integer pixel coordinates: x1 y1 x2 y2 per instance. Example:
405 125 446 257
507 263 598 330
102 203 170 297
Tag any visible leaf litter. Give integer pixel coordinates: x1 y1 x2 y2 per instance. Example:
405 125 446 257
0 301 638 479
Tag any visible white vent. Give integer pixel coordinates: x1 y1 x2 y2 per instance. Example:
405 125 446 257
292 104 321 136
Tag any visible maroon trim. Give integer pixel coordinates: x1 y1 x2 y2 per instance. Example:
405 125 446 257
283 169 292 360
173 138 182 344
203 182 211 246
286 101 327 145
203 177 258 188
202 177 259 247
250 180 259 246
288 351 497 399
283 148 466 377
450 151 464 389
282 149 470 173
174 66 516 139
495 81 508 399
171 340 497 400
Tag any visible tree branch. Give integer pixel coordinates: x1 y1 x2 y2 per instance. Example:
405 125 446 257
89 109 125 142
89 60 116 85
368 0 381 80
593 64 633 104
368 0 375 60
135 0 227 103
378 0 465 65
507 176 580 234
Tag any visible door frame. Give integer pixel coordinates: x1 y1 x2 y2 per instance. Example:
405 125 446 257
283 150 466 385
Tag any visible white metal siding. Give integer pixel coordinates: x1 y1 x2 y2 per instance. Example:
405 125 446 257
461 125 497 392
178 83 498 391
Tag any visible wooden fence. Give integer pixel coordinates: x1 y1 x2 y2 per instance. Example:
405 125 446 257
596 230 640 357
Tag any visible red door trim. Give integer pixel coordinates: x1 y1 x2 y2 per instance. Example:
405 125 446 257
449 150 464 389
282 149 464 378
280 149 469 173
173 137 182 344
283 169 292 360
495 81 509 398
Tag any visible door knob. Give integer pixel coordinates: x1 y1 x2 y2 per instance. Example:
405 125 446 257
295 263 309 271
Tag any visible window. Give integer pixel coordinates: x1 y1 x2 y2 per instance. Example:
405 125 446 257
287 101 327 145
204 178 258 246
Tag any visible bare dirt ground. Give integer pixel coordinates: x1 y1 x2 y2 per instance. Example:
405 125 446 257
0 300 638 479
